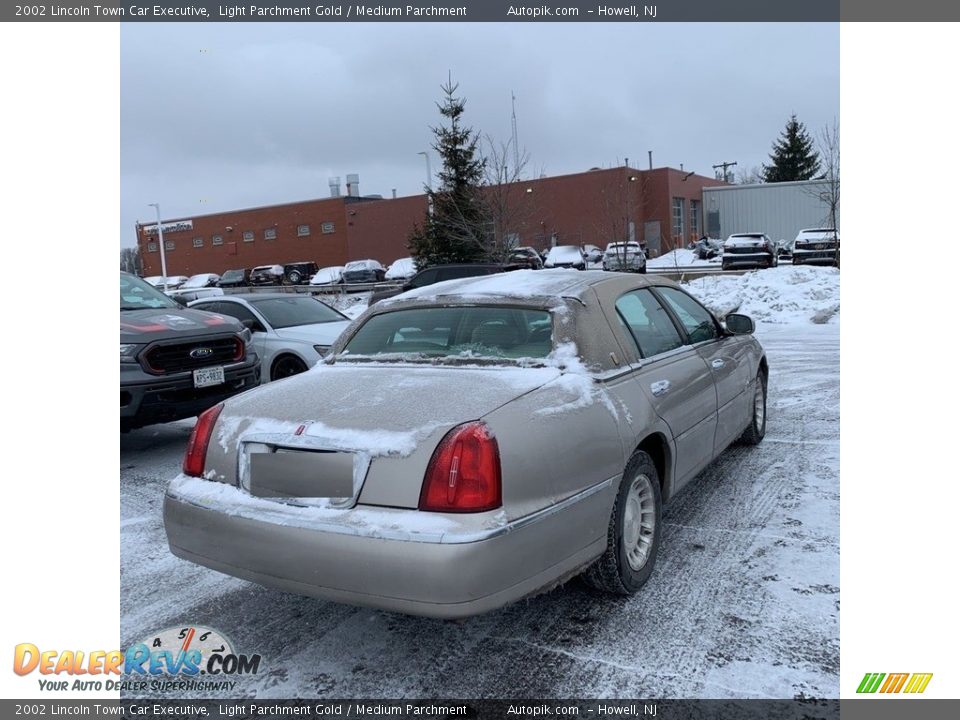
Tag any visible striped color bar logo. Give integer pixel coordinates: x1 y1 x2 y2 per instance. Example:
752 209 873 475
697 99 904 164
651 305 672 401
857 672 933 694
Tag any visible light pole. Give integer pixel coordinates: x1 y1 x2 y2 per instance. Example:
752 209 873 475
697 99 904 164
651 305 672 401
148 203 168 292
417 151 433 217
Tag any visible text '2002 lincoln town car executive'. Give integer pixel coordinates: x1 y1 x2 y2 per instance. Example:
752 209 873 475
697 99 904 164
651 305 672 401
164 270 768 618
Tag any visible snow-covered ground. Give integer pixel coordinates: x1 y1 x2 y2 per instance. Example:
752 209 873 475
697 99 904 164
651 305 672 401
120 266 839 698
647 248 722 269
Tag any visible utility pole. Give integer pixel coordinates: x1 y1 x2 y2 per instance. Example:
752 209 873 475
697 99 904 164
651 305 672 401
712 161 738 183
510 91 520 177
148 203 168 291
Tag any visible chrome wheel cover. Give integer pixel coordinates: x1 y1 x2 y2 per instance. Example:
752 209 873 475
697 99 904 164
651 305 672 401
622 473 657 571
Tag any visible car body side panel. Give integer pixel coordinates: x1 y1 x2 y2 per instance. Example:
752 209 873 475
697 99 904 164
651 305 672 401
695 335 756 452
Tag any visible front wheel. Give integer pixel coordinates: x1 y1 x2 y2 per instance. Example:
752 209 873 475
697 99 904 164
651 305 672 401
583 450 662 594
739 369 767 445
270 355 308 381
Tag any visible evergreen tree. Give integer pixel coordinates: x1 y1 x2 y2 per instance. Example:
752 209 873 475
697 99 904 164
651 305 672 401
408 78 491 267
763 115 821 182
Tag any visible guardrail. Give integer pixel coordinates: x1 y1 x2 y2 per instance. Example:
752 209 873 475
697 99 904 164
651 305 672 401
221 280 405 296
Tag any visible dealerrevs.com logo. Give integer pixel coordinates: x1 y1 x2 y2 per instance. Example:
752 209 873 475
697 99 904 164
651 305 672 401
856 672 933 694
13 625 261 693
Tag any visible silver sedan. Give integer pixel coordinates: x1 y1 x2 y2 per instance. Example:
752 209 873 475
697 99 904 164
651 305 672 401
189 293 351 382
167 271 767 618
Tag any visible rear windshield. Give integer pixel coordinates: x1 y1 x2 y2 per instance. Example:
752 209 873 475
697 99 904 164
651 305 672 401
342 306 553 362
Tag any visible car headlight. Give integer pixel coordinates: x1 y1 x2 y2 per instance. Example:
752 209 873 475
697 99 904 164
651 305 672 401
120 344 143 363
313 344 330 357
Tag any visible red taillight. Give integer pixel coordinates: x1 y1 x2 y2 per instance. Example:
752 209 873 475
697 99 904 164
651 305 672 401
419 422 502 513
182 403 224 477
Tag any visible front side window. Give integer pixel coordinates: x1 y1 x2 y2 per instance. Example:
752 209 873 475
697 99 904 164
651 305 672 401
342 306 553 362
657 287 718 344
614 290 683 358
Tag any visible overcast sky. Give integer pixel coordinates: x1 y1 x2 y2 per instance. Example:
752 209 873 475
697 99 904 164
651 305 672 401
120 23 839 248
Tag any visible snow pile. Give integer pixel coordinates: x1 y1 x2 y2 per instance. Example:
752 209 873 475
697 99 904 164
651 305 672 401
647 248 720 269
684 265 839 325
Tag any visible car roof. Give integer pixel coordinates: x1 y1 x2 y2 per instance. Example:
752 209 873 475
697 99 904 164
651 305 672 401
383 269 661 306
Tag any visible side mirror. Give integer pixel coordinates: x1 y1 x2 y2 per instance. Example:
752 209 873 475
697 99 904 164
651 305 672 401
242 318 265 333
725 313 755 335
171 294 188 307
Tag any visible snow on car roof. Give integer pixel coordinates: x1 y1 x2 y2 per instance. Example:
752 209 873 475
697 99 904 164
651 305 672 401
387 269 607 304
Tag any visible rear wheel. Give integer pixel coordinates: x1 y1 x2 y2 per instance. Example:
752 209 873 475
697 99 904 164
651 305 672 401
583 450 662 594
739 369 767 445
287 270 302 284
270 355 308 381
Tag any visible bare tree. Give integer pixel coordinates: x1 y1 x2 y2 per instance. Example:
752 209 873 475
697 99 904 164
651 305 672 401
120 246 142 275
481 135 533 262
735 165 765 185
801 118 840 266
593 169 650 269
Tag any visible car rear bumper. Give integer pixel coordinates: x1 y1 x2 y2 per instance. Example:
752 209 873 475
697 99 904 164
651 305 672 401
793 247 839 264
121 360 260 430
722 253 773 267
163 475 614 618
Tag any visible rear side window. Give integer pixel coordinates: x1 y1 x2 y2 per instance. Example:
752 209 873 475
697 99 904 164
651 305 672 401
656 287 719 344
409 269 438 288
614 290 684 358
215 302 260 327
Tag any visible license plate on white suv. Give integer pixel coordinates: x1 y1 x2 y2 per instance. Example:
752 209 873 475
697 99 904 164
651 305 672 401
193 366 225 388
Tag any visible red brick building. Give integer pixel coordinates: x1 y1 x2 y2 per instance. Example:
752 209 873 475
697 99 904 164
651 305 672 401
135 167 725 276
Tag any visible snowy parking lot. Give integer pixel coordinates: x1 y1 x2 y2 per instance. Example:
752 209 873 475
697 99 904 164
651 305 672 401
119 266 839 699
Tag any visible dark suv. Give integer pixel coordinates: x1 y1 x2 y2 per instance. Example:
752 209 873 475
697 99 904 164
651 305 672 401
120 273 260 431
283 261 319 285
369 263 518 304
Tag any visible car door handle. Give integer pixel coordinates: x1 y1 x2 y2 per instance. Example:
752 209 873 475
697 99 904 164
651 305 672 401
711 358 725 369
650 380 671 397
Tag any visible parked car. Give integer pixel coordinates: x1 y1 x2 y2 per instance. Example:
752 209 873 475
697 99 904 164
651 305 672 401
217 268 251 288
190 294 351 382
181 273 221 289
249 264 285 286
544 245 586 270
144 275 189 290
602 242 647 273
369 263 516 304
310 266 345 286
342 260 386 284
166 287 224 304
120 272 259 432
508 247 544 270
792 228 840 266
164 270 768 618
385 257 417 281
582 244 604 264
721 233 778 270
283 261 319 285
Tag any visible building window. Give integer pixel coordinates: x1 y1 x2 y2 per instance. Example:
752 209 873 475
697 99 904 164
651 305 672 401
193 237 204 248
689 200 700 239
321 222 335 235
671 198 685 240
297 224 310 237
164 240 175 251
212 235 223 246
242 231 254 242
264 228 277 240
147 242 158 253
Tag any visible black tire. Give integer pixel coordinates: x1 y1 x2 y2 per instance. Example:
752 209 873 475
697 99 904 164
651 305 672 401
270 354 308 382
583 450 662 595
287 270 302 285
739 368 767 445
638 264 647 274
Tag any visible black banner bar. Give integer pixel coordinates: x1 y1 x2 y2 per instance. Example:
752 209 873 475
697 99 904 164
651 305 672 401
5 1 960 22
